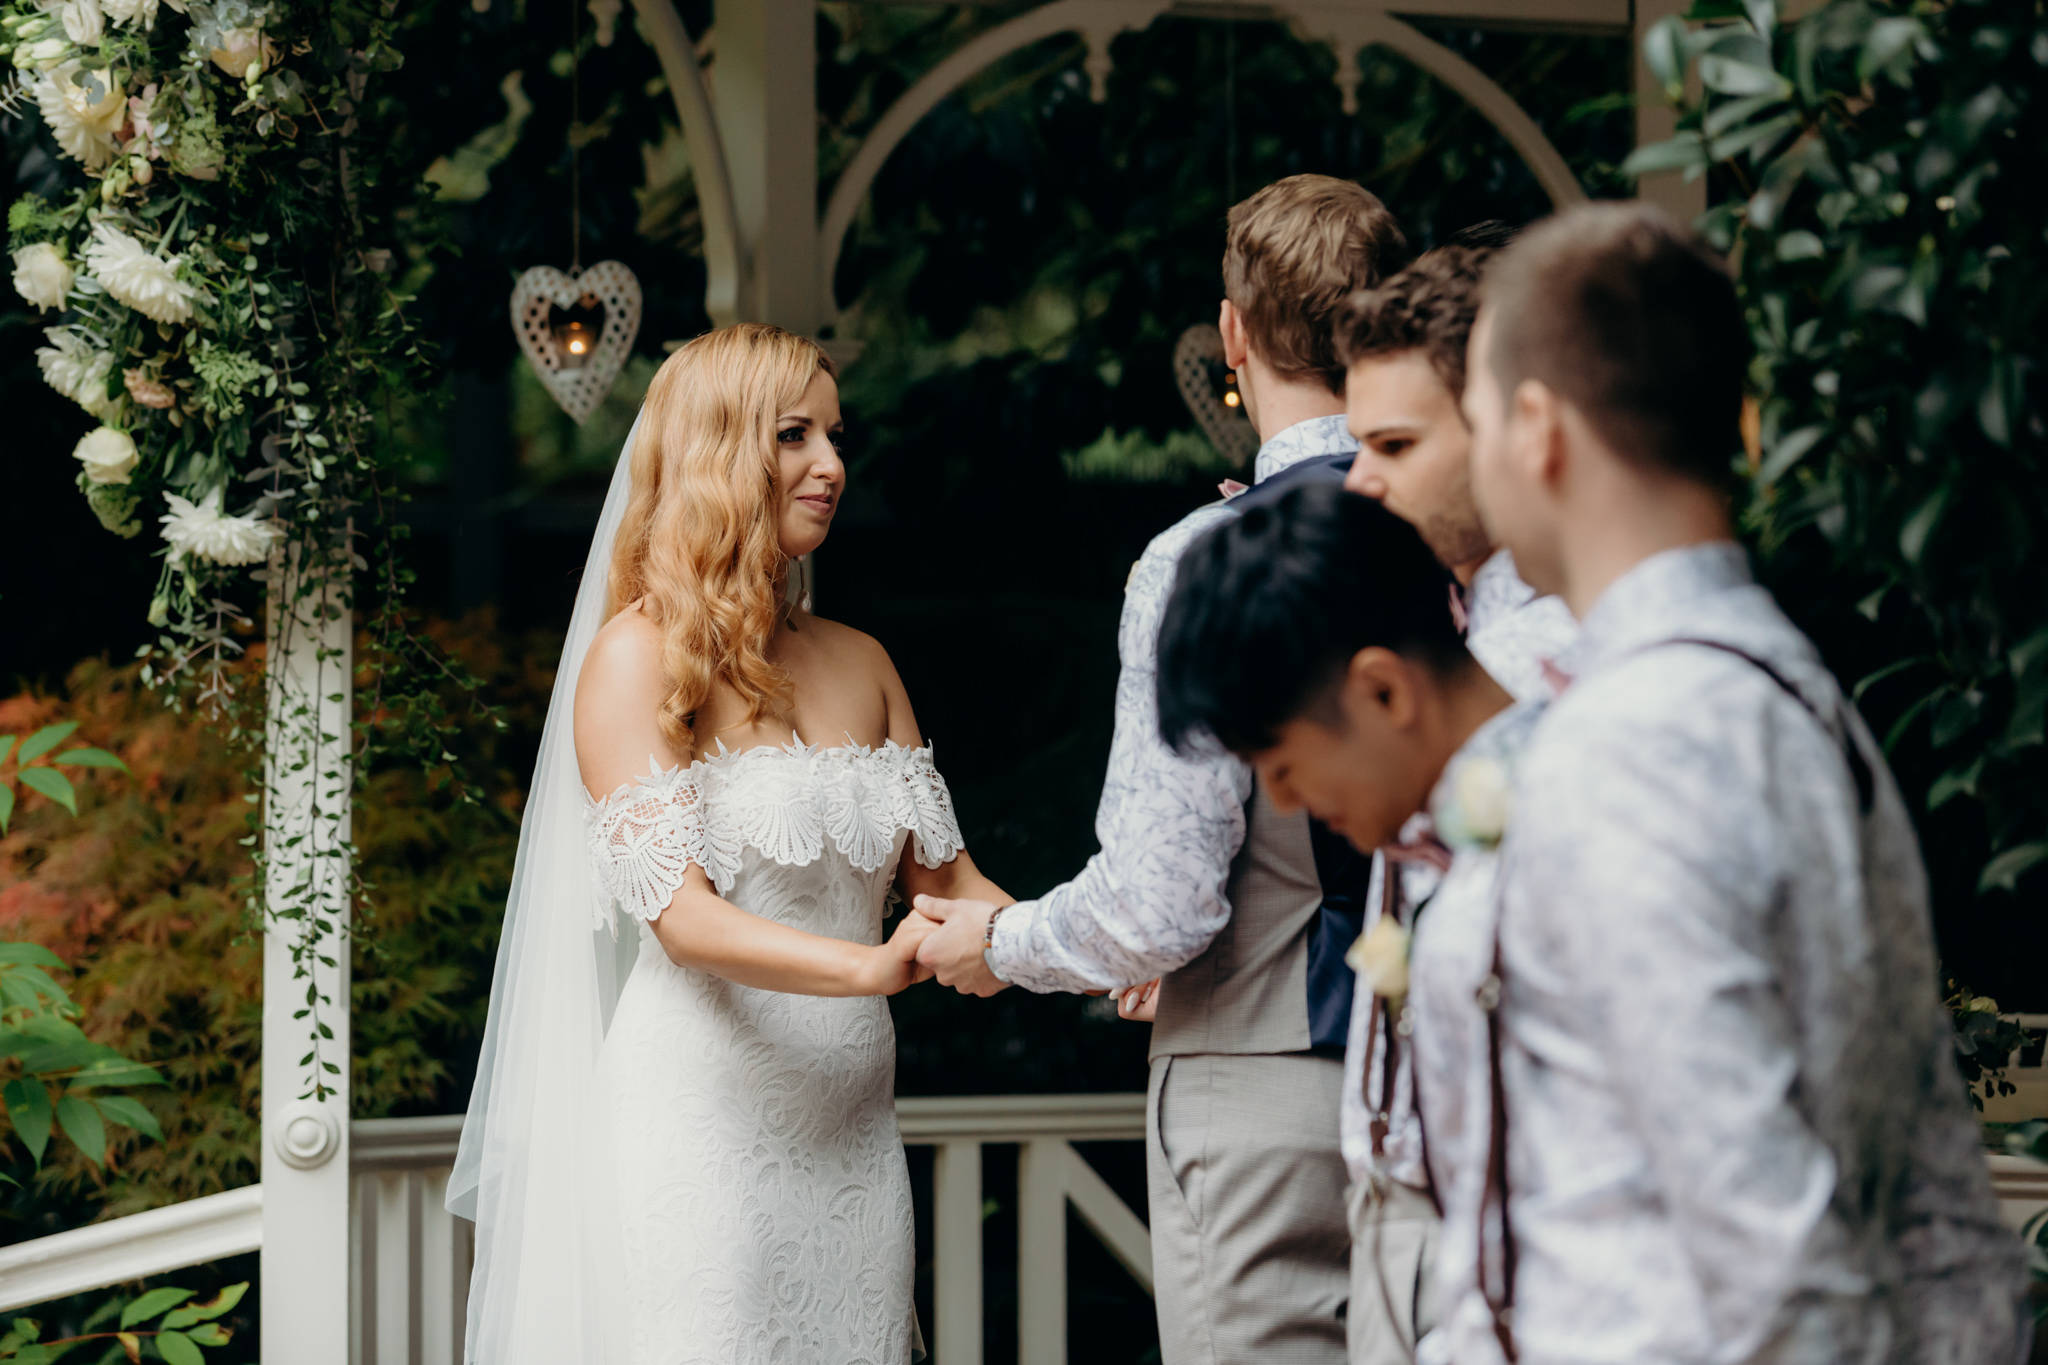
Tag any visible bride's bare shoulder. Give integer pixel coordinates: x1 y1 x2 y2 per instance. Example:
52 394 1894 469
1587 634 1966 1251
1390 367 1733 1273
578 603 666 716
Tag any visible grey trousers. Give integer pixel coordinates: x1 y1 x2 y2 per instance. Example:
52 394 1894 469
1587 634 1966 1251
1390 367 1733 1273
1146 1052 1350 1365
1344 1178 1439 1365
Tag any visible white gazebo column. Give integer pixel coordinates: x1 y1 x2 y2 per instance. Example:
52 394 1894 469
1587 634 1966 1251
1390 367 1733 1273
717 0 822 333
259 549 354 1365
1632 0 1707 222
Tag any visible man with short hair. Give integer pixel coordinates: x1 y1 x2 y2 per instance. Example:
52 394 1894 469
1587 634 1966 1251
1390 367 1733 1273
1452 201 2027 1363
1323 240 1577 1364
913 174 1408 1364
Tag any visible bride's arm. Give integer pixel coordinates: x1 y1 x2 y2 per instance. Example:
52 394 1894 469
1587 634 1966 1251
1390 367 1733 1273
574 616 932 998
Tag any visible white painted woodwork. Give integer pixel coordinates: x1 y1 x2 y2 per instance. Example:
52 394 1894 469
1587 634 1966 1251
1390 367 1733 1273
260 552 354 1365
0 1186 263 1313
718 0 824 334
629 0 744 325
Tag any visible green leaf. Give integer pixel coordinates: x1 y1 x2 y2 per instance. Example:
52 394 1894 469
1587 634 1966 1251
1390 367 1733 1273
56 1092 106 1165
15 724 78 765
1644 14 1690 101
1773 231 1825 262
0 783 13 835
1624 134 1711 177
1758 424 1824 484
1699 53 1792 97
0 944 67 970
117 1289 191 1331
4 1079 53 1166
154 1329 204 1365
17 767 77 816
1858 15 1925 84
1928 758 1982 809
183 1322 231 1346
1704 90 1789 139
1980 842 2048 894
93 1095 163 1142
50 748 127 772
156 1284 244 1330
65 1058 164 1090
1899 486 1949 564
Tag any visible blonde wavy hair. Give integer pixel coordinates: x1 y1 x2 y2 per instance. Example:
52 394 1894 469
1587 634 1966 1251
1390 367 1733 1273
605 323 836 755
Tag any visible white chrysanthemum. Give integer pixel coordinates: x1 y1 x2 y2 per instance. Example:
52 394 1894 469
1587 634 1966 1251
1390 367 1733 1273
84 221 198 325
57 0 105 43
35 327 118 417
33 64 126 170
11 243 74 311
73 425 139 485
160 486 280 566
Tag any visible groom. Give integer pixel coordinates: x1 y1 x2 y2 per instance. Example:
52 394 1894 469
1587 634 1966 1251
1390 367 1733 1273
916 173 1408 1363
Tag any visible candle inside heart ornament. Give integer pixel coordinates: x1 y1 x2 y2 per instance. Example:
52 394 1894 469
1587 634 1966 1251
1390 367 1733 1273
510 260 642 423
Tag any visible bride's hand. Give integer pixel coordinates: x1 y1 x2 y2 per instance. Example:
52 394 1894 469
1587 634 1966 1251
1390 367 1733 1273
860 912 939 995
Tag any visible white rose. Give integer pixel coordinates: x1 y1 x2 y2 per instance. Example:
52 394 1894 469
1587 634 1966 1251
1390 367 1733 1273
1346 917 1411 1000
74 425 139 485
1451 757 1512 846
11 243 74 311
208 28 276 80
102 0 162 27
58 0 104 44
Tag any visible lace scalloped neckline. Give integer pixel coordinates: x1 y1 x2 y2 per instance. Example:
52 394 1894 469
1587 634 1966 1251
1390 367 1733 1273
582 734 932 810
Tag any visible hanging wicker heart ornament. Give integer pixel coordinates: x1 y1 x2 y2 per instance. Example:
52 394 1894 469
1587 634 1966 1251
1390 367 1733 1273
511 260 643 424
1173 323 1259 466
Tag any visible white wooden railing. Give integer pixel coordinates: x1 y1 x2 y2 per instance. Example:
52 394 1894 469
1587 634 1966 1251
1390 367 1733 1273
9 1094 2048 1364
0 1093 1155 1364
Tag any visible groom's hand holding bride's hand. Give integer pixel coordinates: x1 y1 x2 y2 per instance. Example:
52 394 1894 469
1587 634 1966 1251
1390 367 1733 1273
910 895 1008 998
864 911 939 995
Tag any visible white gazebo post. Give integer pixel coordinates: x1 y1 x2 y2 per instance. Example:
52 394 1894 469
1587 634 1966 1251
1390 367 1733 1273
259 547 354 1364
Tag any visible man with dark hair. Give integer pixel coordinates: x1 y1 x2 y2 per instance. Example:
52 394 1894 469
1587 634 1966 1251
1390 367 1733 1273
1323 237 1577 1364
1154 479 1541 1365
912 175 1409 1365
1449 201 2026 1363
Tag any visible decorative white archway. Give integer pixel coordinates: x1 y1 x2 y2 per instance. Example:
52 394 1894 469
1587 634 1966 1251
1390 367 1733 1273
630 0 1699 339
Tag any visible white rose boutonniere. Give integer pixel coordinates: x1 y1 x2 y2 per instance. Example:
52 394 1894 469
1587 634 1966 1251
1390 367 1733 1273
1346 916 1411 1000
74 426 140 484
1435 755 1512 853
11 243 75 311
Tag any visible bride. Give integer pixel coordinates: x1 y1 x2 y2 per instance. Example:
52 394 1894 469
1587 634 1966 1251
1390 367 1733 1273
448 323 1011 1363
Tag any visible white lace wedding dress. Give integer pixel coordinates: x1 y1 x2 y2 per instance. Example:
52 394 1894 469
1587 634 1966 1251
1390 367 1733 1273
585 737 961 1364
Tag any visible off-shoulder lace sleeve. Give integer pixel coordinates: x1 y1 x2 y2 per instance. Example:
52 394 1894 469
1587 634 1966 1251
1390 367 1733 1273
894 746 964 870
584 759 739 931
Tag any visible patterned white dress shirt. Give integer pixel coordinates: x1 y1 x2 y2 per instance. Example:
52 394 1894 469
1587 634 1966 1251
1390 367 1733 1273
1341 552 1577 1194
986 415 1357 993
1426 541 2028 1365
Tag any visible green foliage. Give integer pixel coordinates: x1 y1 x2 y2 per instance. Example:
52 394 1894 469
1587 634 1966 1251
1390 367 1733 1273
1948 981 2031 1110
1632 0 2048 1001
0 1282 245 1363
0 614 542 1223
4 0 491 1103
1061 427 1238 485
1 721 128 835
